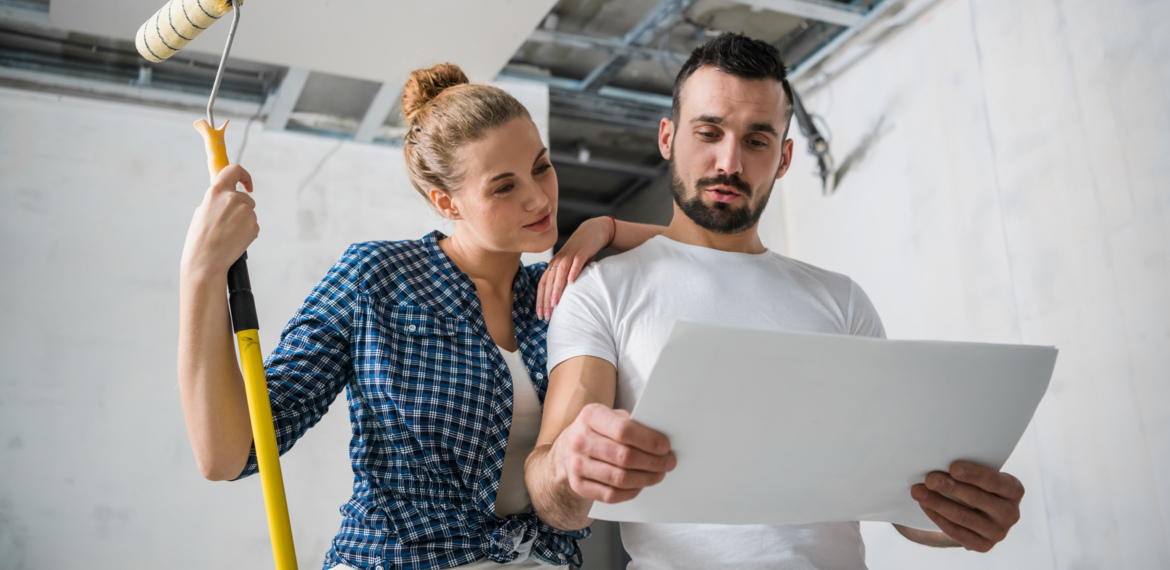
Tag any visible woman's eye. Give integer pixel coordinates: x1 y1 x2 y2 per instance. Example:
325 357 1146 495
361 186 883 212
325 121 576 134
495 184 514 194
534 163 552 175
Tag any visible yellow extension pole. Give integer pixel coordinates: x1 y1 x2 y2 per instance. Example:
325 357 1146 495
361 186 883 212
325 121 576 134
196 119 299 570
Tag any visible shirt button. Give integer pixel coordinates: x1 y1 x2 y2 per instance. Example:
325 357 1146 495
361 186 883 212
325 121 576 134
407 325 417 332
535 373 544 380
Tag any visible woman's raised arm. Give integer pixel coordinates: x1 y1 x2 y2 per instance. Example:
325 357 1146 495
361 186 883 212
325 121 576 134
178 164 258 481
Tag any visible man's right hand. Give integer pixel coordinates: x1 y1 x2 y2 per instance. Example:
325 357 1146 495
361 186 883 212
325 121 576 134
548 403 677 504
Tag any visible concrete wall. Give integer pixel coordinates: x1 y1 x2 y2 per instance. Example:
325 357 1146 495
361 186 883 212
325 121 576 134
763 0 1170 567
0 85 635 570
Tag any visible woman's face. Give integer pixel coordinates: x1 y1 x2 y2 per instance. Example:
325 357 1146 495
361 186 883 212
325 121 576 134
441 117 559 254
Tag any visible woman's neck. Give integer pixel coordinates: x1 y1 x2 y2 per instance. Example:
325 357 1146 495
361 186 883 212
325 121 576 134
439 230 522 292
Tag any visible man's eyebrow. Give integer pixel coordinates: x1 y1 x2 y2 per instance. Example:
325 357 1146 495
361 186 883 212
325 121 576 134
691 115 778 136
749 122 779 136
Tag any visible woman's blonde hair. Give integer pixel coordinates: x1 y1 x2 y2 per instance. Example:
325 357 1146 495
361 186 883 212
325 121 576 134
402 63 530 199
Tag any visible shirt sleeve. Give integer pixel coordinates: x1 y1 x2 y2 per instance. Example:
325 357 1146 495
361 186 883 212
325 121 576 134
547 265 619 372
847 279 887 339
233 245 364 480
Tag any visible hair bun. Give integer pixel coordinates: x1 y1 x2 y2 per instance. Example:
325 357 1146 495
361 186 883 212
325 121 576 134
403 63 470 124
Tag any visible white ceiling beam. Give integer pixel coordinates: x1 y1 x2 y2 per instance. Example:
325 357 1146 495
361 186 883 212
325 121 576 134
0 65 263 117
353 82 399 144
0 1 49 27
263 67 309 131
740 0 866 27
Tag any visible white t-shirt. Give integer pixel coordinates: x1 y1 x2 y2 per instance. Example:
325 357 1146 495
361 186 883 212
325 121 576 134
547 235 885 570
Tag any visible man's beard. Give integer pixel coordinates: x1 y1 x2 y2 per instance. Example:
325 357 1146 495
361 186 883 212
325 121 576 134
669 159 772 235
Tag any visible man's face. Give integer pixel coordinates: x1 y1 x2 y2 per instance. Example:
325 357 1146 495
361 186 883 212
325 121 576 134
663 66 794 235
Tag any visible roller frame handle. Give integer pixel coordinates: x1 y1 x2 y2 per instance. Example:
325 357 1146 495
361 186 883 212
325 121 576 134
195 119 299 570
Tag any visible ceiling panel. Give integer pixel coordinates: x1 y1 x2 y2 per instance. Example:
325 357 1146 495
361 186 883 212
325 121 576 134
48 0 558 84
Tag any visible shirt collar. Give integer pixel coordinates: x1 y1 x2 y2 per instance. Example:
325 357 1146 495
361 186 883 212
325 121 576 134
418 230 540 323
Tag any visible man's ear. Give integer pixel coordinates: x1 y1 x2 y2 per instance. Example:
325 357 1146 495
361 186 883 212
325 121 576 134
428 188 459 220
658 117 674 160
775 138 795 180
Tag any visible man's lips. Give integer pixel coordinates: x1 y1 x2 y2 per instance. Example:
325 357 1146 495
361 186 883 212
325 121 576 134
524 214 552 231
705 185 744 203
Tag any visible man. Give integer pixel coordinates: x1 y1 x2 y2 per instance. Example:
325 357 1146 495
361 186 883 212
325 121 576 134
524 33 1025 569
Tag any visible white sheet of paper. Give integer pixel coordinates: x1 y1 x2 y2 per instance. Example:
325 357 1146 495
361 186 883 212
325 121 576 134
588 322 1057 531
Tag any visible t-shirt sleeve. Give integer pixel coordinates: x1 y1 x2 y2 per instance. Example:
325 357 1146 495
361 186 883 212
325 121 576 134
847 279 887 339
547 265 618 371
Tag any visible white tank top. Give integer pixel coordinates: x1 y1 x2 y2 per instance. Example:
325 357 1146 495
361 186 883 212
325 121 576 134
494 345 543 518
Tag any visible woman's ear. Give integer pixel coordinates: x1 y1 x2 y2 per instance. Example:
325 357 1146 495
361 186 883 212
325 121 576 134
429 188 460 220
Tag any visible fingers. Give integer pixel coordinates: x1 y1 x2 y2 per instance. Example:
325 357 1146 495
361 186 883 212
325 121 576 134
582 404 671 456
911 483 1006 545
536 269 550 320
951 461 1025 502
550 260 569 307
537 258 566 320
211 163 253 194
569 424 676 473
919 505 996 553
925 471 1019 527
567 472 643 504
571 450 667 490
567 254 586 284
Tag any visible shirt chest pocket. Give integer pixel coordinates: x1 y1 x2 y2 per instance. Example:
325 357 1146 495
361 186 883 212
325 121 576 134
377 304 496 455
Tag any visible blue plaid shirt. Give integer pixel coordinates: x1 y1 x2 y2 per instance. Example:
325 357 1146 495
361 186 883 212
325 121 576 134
234 231 590 570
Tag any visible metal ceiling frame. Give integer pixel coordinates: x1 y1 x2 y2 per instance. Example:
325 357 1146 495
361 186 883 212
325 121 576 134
578 0 699 92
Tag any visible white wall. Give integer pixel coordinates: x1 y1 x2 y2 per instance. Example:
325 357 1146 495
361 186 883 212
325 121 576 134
763 0 1170 568
0 84 614 569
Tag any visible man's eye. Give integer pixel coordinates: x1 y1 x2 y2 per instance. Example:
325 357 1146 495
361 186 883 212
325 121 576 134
749 139 769 147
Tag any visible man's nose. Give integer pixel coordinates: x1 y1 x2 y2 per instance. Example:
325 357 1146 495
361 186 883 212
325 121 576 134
713 138 744 177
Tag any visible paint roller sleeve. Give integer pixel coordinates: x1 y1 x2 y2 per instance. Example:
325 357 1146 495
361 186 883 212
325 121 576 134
135 0 241 62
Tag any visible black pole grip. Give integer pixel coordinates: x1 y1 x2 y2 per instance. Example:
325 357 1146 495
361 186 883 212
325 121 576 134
227 251 260 333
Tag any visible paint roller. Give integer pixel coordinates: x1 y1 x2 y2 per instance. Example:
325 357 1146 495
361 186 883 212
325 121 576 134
135 0 241 63
136 2 298 569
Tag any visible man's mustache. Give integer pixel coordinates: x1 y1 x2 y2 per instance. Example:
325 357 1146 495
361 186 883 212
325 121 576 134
696 174 752 197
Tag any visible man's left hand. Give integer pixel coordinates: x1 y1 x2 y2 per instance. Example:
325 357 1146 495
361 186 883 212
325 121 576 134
910 460 1025 552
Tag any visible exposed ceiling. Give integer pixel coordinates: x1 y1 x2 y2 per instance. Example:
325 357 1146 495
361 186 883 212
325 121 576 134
47 0 557 84
1 0 892 245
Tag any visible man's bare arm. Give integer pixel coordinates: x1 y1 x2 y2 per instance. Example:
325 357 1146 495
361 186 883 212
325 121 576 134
525 356 675 531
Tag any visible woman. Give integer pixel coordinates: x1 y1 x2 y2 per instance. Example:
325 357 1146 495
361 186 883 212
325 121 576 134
177 63 663 570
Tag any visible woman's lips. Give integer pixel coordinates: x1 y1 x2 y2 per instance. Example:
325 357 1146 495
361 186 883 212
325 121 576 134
524 214 552 232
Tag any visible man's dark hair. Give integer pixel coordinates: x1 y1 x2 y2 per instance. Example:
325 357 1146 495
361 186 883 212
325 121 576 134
671 33 794 130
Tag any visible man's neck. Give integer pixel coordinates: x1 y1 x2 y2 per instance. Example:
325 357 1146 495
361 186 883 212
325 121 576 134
660 203 767 254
